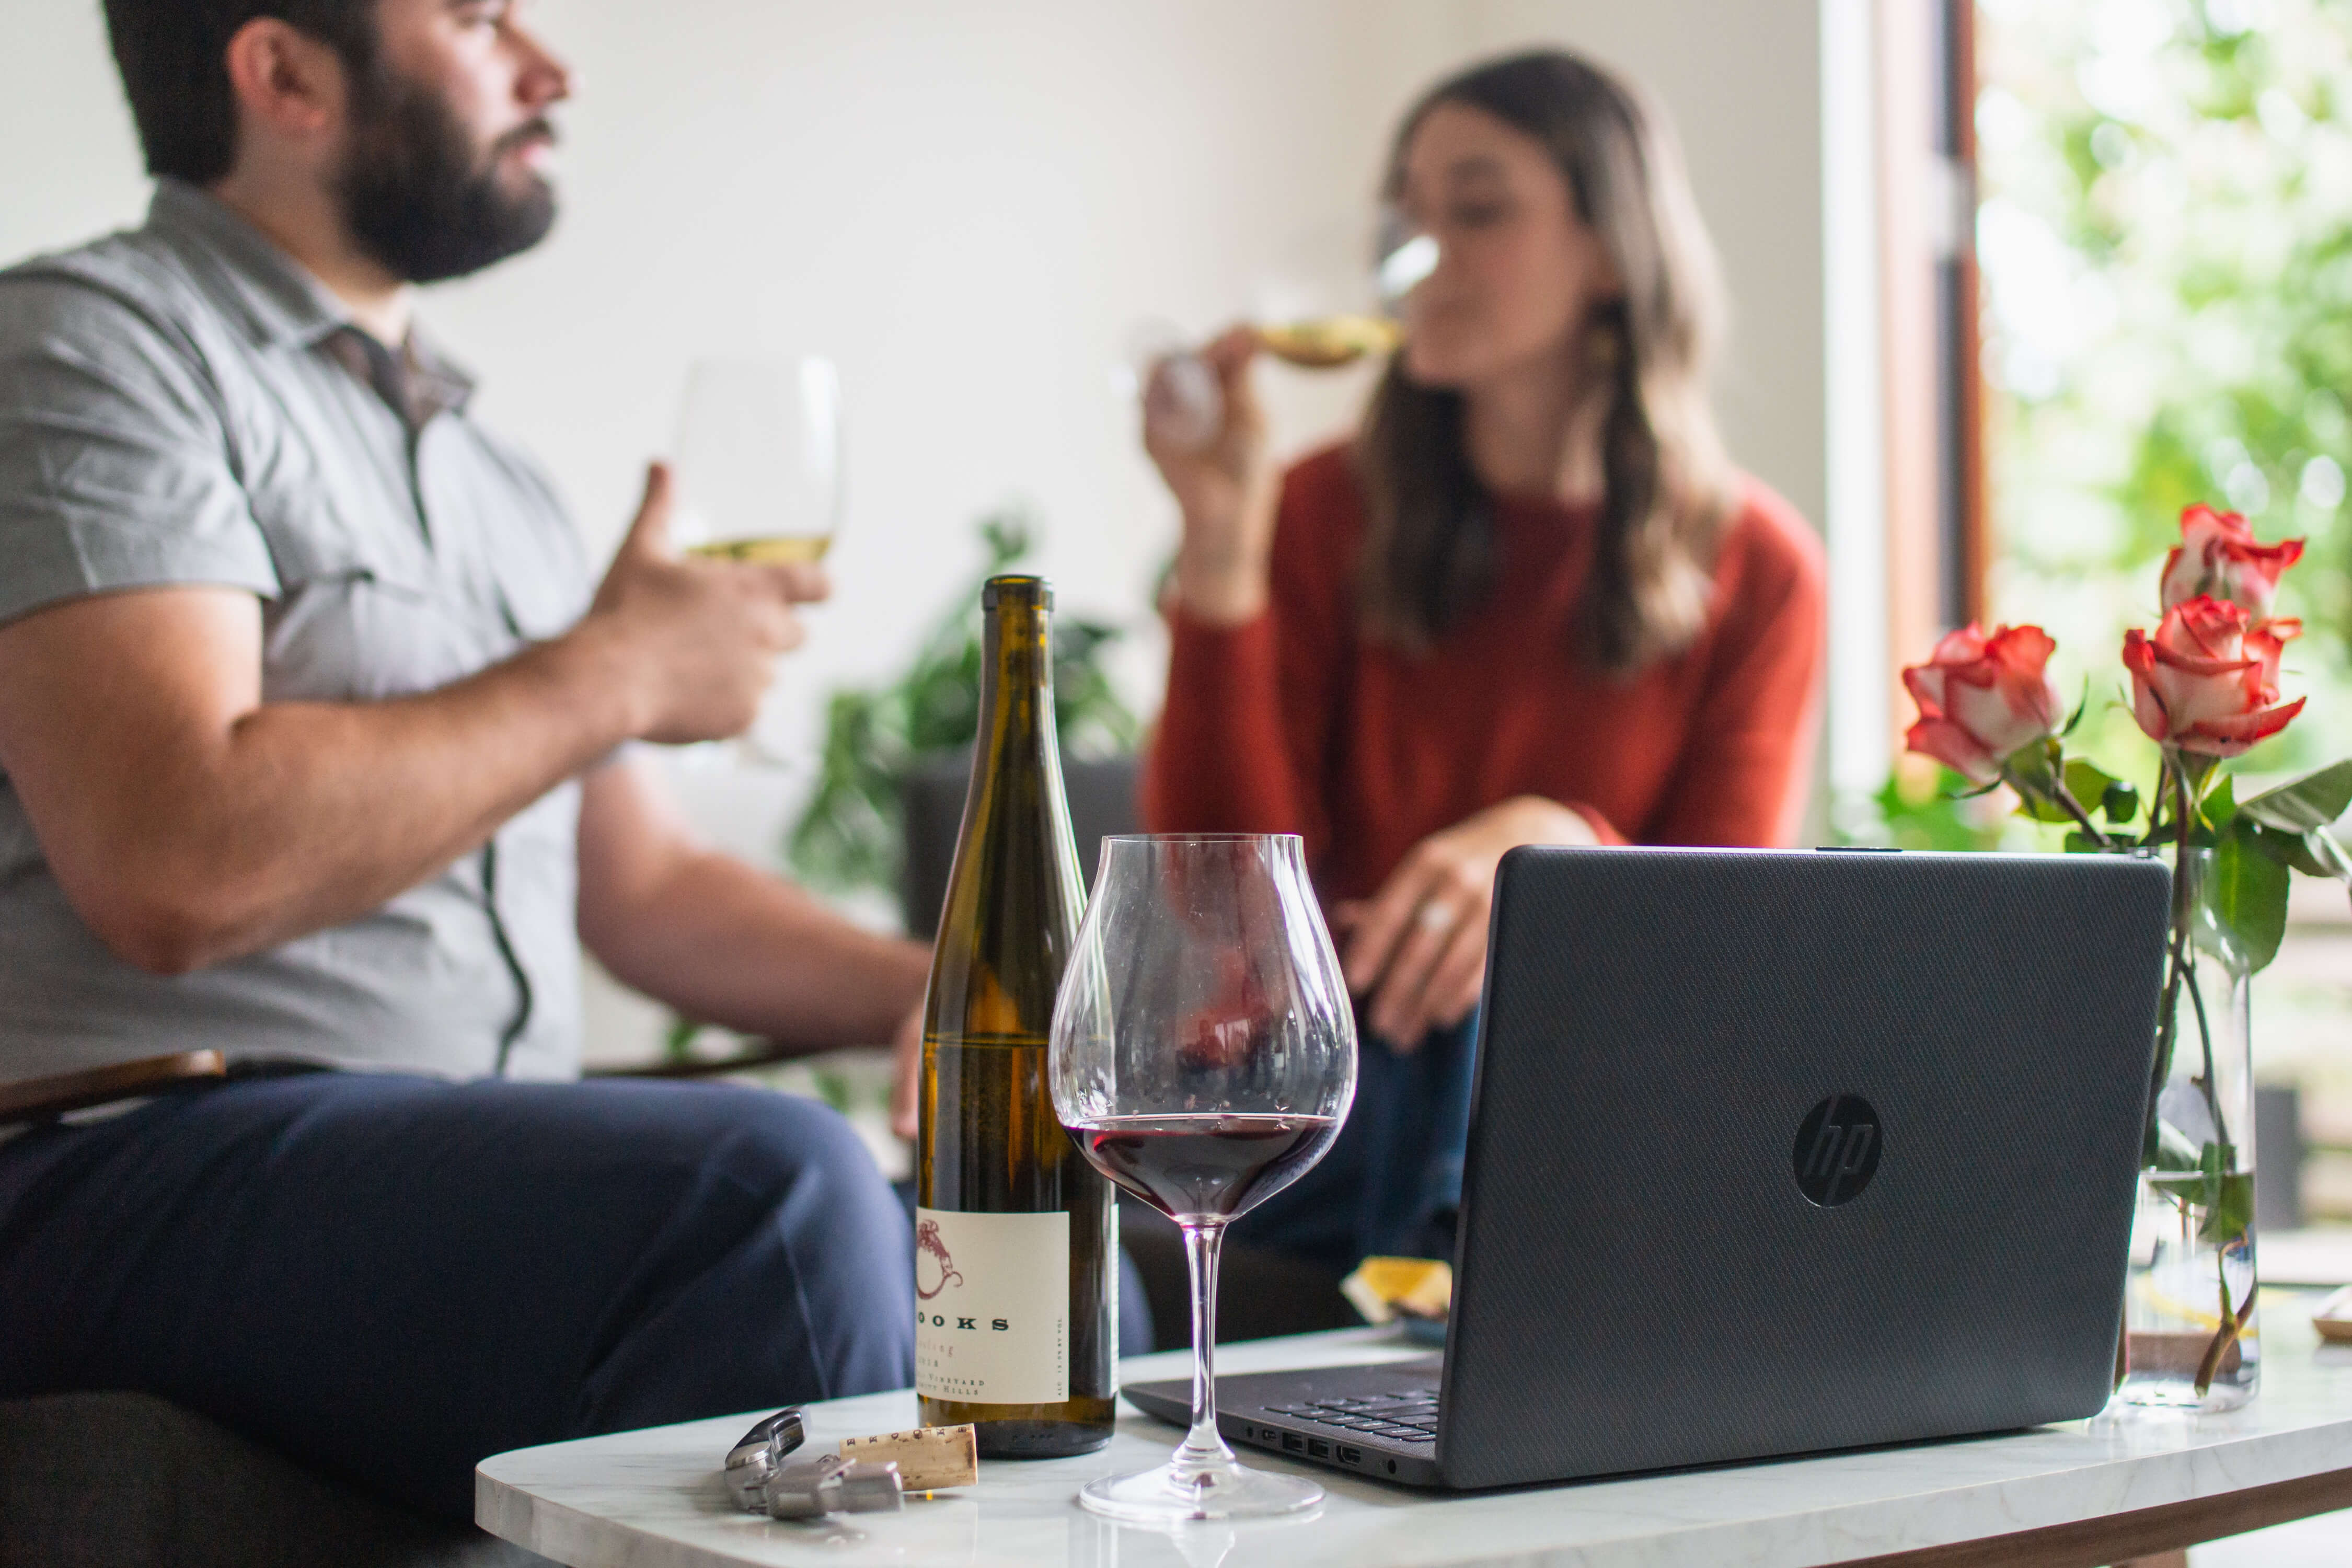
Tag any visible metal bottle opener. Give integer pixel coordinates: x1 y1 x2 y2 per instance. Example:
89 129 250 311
722 1408 905 1519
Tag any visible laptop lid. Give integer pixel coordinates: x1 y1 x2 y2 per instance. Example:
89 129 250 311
1435 846 2170 1490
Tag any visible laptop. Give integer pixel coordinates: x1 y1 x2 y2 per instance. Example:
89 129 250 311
1124 846 2172 1490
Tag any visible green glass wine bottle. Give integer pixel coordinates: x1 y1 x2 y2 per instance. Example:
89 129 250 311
914 575 1116 1456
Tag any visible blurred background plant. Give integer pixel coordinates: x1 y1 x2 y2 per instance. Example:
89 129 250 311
784 505 1141 901
662 506 1139 1072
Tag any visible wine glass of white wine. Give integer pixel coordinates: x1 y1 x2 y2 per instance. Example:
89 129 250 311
1138 217 1441 451
673 355 844 564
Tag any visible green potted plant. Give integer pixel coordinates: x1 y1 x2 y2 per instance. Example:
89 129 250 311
786 507 1140 921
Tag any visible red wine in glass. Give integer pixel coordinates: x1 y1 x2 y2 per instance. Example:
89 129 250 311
1048 832 1356 1522
1069 1113 1339 1223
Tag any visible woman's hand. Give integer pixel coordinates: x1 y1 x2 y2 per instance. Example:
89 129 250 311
1143 326 1281 625
1336 796 1600 1048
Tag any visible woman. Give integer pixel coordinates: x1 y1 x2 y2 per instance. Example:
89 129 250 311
1141 51 1826 1271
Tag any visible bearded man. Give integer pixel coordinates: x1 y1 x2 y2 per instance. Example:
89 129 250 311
0 0 928 1521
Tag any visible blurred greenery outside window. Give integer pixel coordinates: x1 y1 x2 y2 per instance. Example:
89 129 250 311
1886 0 2352 1202
1976 0 2350 773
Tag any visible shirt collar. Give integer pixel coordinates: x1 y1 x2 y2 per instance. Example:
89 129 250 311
146 179 353 352
320 327 477 432
146 179 478 425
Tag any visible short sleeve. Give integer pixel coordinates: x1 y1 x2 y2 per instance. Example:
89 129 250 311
0 275 280 628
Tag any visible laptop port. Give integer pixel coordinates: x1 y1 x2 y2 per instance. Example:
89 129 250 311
1282 1434 1304 1452
1307 1440 1330 1459
1337 1446 1363 1465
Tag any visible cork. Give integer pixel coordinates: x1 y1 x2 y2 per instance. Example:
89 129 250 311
837 1424 979 1492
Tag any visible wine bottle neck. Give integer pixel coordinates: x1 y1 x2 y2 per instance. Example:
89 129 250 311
979 596 1058 760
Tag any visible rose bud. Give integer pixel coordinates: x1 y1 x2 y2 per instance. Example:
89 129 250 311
2123 594 2307 757
1901 622 2066 785
2159 503 2304 617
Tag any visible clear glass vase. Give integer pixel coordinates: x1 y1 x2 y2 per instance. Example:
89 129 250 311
2114 848 2259 1413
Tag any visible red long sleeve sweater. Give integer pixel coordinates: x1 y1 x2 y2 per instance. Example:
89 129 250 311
1142 443 1828 903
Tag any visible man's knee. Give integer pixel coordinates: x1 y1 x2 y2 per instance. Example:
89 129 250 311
693 1089 901 1228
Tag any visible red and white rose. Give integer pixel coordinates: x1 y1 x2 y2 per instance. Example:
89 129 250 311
2123 594 2305 757
2159 504 2303 617
1901 622 2066 785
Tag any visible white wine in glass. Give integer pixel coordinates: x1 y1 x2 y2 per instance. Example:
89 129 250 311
1254 313 1404 368
1140 226 1438 449
673 355 844 564
683 535 833 564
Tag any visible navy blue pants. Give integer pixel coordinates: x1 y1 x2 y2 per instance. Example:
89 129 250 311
1233 1009 1478 1270
0 1072 916 1521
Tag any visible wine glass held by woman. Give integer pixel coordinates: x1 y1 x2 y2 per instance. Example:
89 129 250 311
1139 51 1827 1270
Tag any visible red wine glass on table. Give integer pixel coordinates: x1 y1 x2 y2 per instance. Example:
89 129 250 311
1050 833 1357 1522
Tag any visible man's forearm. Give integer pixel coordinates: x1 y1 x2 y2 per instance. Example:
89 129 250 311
165 625 644 960
0 590 647 974
587 847 930 1051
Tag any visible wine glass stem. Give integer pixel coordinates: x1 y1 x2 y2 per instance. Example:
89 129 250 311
1179 1219 1235 1468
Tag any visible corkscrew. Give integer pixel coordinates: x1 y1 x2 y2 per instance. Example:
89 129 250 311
725 1410 983 1519
725 1408 903 1519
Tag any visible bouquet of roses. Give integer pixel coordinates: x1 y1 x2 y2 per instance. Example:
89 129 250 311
1902 504 2351 1399
1903 503 2348 953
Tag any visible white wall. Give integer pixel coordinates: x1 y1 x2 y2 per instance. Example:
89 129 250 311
0 0 1827 1059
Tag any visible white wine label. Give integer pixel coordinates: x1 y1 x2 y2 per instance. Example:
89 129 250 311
914 1207 1068 1404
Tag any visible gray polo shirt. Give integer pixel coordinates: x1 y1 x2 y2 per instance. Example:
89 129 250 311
0 181 591 1083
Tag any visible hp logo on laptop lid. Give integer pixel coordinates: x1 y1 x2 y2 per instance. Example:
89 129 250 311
1793 1095 1881 1207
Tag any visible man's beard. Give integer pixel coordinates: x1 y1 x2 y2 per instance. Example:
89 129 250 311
335 65 558 286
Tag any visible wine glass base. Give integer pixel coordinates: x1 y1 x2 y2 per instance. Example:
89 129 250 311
1079 1457 1322 1523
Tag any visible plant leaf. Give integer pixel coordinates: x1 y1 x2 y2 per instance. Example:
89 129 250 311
2200 1172 2256 1245
2014 790 2075 824
2065 758 2120 802
2200 773 2236 835
2210 823 2292 974
2239 759 2352 834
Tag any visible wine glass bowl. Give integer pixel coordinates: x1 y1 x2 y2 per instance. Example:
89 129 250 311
672 355 844 563
1051 834 1357 1523
1131 221 1438 454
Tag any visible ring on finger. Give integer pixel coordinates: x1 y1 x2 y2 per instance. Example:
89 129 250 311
1415 900 1457 933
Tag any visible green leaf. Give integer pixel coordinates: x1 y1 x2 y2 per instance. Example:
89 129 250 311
2242 820 2335 878
2151 1120 2204 1172
2308 829 2352 882
2014 791 2075 824
2239 759 2352 834
2210 824 2292 973
2102 779 2142 825
2009 746 2094 823
2200 1172 2256 1245
2066 758 2120 802
2200 773 2236 836
782 508 1140 901
2149 1140 2252 1246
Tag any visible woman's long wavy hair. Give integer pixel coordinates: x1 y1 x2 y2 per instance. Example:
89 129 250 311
1356 50 1736 674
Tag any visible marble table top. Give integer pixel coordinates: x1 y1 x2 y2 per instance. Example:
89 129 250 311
478 1293 2352 1568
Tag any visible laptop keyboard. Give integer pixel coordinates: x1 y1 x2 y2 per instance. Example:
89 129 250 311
1263 1389 1439 1444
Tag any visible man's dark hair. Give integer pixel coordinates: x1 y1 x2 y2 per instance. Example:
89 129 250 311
101 0 381 185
